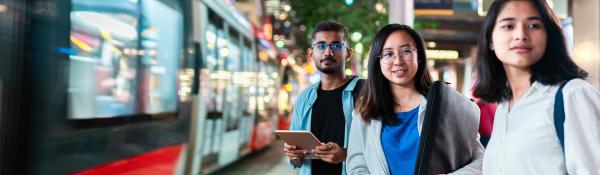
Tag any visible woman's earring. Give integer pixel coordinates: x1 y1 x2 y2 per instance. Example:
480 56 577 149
490 43 494 50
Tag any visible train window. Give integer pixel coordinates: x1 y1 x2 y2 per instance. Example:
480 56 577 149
205 24 226 115
205 25 218 71
224 33 241 131
242 39 254 71
227 30 241 72
226 42 240 71
67 0 182 119
139 0 182 114
68 0 140 119
208 10 224 31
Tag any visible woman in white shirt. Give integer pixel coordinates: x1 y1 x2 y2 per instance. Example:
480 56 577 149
346 24 484 175
473 0 600 174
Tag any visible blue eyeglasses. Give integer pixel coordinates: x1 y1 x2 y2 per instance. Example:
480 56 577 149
311 42 347 52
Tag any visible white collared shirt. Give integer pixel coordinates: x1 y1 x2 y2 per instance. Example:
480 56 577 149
483 79 600 175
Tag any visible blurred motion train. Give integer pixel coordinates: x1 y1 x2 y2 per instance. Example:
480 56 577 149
0 0 282 174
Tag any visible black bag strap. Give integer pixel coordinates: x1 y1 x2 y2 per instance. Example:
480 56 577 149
554 79 572 151
414 81 443 175
352 78 365 105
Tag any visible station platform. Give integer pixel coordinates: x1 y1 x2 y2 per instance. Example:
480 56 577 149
211 140 296 175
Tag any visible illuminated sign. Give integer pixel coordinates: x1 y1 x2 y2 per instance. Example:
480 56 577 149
426 49 460 60
263 17 273 40
415 0 454 16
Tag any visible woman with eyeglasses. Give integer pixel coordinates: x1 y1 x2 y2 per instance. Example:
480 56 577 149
345 24 484 175
474 0 600 174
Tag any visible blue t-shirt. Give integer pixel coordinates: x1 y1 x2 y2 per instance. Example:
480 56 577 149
381 106 420 175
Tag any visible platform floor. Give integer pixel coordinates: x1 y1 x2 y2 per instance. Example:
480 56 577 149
211 140 297 175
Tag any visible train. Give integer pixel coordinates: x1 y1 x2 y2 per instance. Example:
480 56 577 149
0 0 285 174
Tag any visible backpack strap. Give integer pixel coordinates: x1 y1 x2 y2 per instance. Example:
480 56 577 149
352 78 364 105
553 79 572 151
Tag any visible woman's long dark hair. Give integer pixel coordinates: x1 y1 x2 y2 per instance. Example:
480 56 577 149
355 24 432 124
473 0 587 103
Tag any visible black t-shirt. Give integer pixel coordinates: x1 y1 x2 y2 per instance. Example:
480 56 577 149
310 80 351 175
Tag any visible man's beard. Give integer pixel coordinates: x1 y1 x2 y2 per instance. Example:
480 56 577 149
316 56 342 75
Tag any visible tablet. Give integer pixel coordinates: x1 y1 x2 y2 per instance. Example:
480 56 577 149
275 130 322 159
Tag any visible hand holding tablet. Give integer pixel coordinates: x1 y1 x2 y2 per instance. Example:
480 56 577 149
276 130 322 159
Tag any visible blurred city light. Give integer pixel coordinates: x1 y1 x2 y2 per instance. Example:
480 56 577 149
355 43 363 54
284 83 293 92
351 32 362 42
258 51 269 62
276 40 285 48
427 41 436 48
344 0 354 6
0 4 7 13
426 49 459 60
287 55 296 65
345 68 353 75
278 13 288 20
283 4 291 12
219 48 230 57
73 11 137 39
375 3 386 13
70 36 93 52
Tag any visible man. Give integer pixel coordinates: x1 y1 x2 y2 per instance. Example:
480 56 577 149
283 20 363 175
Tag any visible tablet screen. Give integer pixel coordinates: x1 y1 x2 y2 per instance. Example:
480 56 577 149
275 130 322 159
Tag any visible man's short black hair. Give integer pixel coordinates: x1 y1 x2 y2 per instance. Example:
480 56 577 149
311 20 349 44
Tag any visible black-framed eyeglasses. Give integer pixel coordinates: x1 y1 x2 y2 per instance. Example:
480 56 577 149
378 47 417 64
311 42 347 52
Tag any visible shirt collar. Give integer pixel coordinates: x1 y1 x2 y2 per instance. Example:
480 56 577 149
530 81 554 96
311 75 359 92
499 81 552 108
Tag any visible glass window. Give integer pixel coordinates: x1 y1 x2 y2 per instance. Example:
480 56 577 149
68 0 139 119
139 0 182 114
67 0 182 119
205 24 226 116
224 32 241 131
